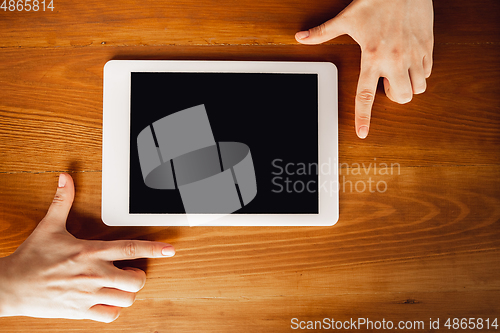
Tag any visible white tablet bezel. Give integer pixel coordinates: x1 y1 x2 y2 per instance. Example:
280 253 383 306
102 60 338 226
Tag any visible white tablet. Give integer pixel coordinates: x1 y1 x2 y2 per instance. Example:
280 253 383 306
102 60 338 226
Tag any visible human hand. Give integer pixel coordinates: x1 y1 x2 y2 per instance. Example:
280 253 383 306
0 173 175 323
295 0 434 138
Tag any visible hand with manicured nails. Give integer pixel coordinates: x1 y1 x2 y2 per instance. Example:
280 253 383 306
0 173 175 323
296 0 434 139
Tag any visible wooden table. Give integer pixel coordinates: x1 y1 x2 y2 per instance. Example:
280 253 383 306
1 1 499 332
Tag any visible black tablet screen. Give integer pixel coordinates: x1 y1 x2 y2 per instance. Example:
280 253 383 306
129 72 318 214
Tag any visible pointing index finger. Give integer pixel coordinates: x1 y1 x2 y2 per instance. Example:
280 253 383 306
355 63 380 139
96 240 175 261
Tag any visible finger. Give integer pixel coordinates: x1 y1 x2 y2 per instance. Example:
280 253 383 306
87 304 121 323
94 287 136 308
409 62 427 94
383 73 413 104
423 54 433 78
41 173 75 231
295 15 347 45
103 265 146 293
96 239 176 261
355 64 380 139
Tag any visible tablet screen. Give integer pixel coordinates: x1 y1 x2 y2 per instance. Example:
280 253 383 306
129 72 319 214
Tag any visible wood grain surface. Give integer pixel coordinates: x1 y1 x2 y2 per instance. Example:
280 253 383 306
0 0 499 332
0 0 499 47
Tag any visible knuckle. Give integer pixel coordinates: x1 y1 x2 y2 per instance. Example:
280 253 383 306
129 281 144 293
73 249 91 264
356 89 375 105
149 244 156 258
106 308 121 323
125 293 137 307
52 191 66 205
136 270 147 290
363 44 378 57
424 62 433 78
107 272 120 287
389 51 408 70
356 113 371 122
62 241 90 263
125 269 147 292
312 23 327 37
395 91 413 104
78 242 99 258
413 83 426 94
391 47 403 59
123 242 138 258
73 272 102 285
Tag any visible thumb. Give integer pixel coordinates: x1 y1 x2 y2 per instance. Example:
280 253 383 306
42 173 75 230
295 15 347 45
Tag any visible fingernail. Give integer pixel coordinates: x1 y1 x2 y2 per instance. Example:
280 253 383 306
296 31 310 40
58 174 66 188
358 126 369 139
161 246 175 257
